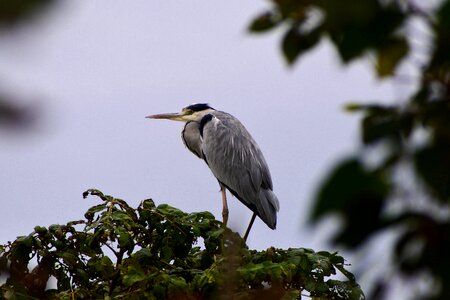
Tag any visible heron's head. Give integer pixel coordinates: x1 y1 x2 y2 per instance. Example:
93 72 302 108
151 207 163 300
146 103 215 122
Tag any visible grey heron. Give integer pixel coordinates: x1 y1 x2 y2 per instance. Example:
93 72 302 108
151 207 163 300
146 103 279 241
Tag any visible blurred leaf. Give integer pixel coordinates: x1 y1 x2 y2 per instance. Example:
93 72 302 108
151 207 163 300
282 26 321 65
437 0 450 28
0 98 37 130
248 11 280 32
420 101 450 138
415 139 450 202
344 103 366 112
312 158 389 247
376 36 409 78
362 106 400 144
318 0 405 63
428 0 450 78
394 214 450 282
250 0 450 298
0 0 55 27
347 103 415 145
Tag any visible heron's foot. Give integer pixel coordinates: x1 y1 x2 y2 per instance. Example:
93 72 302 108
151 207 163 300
222 208 229 226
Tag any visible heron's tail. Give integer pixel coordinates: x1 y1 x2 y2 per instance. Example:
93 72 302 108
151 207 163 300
257 189 280 229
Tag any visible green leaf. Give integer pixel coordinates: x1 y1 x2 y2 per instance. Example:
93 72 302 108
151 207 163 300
86 204 107 215
281 289 301 300
168 277 188 294
362 107 400 144
116 227 134 251
428 0 450 76
99 256 114 277
141 199 156 209
282 26 321 65
0 189 363 299
312 158 389 247
75 268 89 283
111 210 133 222
376 36 409 77
415 140 450 202
133 248 154 266
123 265 146 287
248 11 280 33
319 0 405 63
58 252 78 266
83 188 104 199
34 226 47 235
16 235 33 248
161 245 173 261
152 284 166 298
10 236 34 266
0 0 55 27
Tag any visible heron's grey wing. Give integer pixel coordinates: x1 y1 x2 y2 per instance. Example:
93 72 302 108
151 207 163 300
201 111 280 229
182 121 204 159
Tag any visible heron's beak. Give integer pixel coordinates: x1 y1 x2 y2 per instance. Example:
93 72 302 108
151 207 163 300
146 112 185 121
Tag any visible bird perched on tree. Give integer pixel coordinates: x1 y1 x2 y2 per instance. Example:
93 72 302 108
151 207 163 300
146 103 279 241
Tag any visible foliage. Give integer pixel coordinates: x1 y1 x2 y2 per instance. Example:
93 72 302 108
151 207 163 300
249 0 408 75
250 0 450 299
0 0 55 27
0 190 364 299
0 0 55 130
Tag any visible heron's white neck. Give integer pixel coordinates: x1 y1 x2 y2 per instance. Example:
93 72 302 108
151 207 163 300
191 108 215 121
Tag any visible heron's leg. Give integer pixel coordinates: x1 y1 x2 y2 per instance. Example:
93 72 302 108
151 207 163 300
221 186 229 226
243 213 257 242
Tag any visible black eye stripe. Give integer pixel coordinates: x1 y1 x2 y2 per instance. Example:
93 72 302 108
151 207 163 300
185 103 214 112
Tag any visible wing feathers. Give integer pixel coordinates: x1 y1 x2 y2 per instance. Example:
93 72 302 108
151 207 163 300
200 111 279 229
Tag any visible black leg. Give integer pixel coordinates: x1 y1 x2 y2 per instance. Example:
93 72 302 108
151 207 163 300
243 213 257 241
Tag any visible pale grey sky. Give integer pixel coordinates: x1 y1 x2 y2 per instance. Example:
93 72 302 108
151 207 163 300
0 0 397 292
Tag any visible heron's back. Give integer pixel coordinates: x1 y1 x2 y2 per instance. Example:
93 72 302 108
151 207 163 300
200 111 280 229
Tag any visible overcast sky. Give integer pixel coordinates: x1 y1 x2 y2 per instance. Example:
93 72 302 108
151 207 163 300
0 0 400 291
